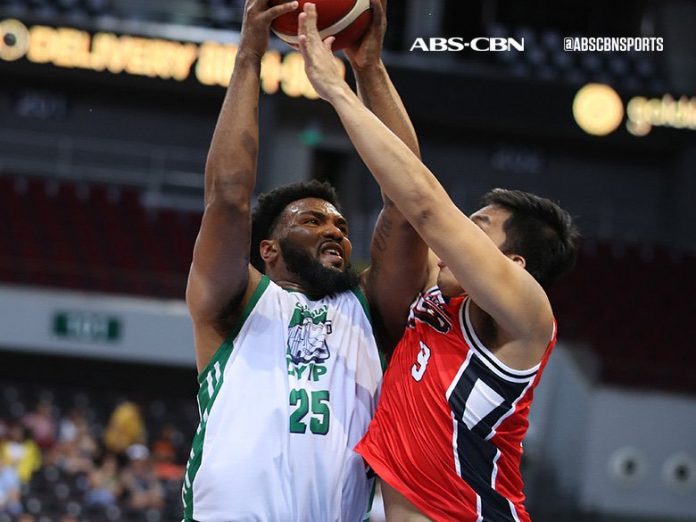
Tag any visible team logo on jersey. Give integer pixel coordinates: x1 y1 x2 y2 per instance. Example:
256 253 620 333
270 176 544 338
286 303 332 365
407 288 452 333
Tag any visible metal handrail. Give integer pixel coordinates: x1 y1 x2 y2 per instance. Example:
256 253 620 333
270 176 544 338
0 127 205 192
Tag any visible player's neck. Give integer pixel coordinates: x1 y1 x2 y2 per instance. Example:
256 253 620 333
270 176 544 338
268 269 323 299
266 263 305 291
276 278 310 294
439 287 466 300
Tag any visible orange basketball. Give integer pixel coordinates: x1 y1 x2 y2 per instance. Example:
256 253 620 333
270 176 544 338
270 0 372 51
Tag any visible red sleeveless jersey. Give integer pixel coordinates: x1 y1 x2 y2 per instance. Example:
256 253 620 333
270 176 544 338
356 287 556 522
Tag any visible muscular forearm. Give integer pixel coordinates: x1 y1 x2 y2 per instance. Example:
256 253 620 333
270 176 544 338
329 85 441 219
353 61 420 158
351 57 429 341
204 51 262 204
355 61 429 307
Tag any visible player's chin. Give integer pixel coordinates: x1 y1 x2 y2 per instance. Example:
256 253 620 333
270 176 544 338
326 262 345 271
440 281 465 298
437 272 464 297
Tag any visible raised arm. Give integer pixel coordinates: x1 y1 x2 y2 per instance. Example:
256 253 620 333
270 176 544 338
187 0 298 371
298 4 551 345
345 0 429 347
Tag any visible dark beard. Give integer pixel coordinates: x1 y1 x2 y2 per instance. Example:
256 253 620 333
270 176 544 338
279 238 360 299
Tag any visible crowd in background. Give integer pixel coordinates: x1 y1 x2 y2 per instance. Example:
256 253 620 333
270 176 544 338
0 397 187 521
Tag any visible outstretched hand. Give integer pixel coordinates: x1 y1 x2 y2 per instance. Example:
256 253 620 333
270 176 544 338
298 3 348 102
344 0 387 71
240 0 298 58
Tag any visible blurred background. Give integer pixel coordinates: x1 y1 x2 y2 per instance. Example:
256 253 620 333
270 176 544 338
0 0 694 521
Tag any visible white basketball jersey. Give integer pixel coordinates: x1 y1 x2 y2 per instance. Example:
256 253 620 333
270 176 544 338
182 276 382 522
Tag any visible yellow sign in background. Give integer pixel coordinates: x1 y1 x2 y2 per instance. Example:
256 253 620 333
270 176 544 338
0 19 344 100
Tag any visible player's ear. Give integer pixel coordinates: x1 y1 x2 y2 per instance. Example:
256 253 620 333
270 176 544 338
507 253 526 269
260 239 280 265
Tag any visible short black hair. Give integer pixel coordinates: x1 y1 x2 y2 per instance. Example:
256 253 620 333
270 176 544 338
481 188 580 288
251 180 342 272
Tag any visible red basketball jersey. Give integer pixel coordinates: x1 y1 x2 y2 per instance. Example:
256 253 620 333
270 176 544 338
356 287 556 522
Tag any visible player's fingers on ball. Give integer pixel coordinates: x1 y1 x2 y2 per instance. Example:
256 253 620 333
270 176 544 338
297 26 314 60
369 0 384 23
303 2 320 33
246 0 264 15
323 36 335 52
298 34 308 56
299 5 320 44
298 11 308 38
265 0 298 21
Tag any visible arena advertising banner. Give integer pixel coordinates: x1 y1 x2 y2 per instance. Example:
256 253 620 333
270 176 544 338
2 18 694 142
0 17 344 99
572 82 696 138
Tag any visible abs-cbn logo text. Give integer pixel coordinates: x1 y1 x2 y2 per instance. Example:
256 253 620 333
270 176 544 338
410 37 525 52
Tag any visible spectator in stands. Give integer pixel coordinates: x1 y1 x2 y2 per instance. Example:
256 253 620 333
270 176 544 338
85 453 121 508
54 432 95 476
103 401 145 456
151 424 178 459
1 424 41 483
57 407 87 445
21 400 56 450
151 424 184 482
121 444 164 512
53 407 98 477
0 450 22 516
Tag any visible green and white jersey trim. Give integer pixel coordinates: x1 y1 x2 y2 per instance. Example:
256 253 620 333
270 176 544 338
182 276 270 519
183 277 381 522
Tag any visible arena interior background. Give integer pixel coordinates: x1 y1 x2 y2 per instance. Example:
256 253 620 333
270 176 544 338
0 0 694 521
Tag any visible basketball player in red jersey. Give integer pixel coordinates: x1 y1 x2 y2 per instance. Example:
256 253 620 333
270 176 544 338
298 4 580 521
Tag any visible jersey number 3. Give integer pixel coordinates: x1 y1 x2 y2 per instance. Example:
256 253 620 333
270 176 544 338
411 341 431 382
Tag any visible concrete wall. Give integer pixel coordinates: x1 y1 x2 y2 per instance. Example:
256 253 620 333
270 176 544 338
525 344 696 520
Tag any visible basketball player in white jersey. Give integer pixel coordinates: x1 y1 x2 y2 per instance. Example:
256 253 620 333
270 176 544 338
182 0 428 520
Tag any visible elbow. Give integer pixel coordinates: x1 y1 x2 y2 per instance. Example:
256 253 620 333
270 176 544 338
393 174 442 227
185 270 202 319
207 177 253 214
185 277 197 314
407 193 440 230
403 182 450 230
412 206 435 229
380 195 432 233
